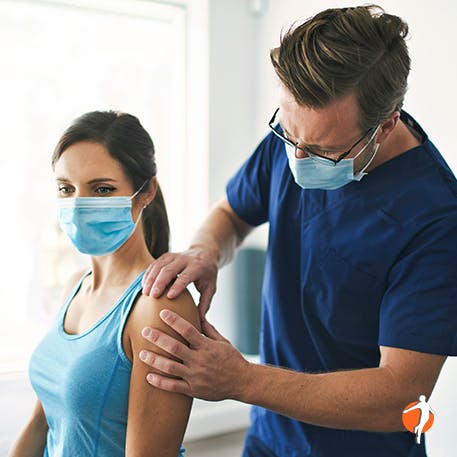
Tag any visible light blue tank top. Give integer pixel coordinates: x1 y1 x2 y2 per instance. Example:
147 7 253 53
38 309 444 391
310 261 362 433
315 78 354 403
29 270 185 457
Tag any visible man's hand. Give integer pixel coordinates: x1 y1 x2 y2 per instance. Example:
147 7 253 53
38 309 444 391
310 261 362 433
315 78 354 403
139 311 446 432
141 247 218 319
140 310 249 401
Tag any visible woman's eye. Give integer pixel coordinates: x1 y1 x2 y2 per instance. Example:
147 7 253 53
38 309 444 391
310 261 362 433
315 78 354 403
58 185 72 194
95 186 114 195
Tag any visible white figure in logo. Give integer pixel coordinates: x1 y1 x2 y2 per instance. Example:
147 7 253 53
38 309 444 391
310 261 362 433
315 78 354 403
403 395 434 444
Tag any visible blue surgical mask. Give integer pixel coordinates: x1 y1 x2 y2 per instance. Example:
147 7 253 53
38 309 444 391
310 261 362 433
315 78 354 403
57 184 146 256
285 127 380 190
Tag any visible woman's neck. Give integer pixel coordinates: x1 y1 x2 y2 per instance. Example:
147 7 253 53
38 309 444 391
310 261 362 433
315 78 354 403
87 232 154 292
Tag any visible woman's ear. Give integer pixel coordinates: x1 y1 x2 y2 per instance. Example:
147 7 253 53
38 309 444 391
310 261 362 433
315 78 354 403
142 177 158 208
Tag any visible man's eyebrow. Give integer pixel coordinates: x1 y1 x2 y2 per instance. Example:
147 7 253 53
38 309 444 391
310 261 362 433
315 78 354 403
280 124 297 142
279 123 345 151
278 119 301 144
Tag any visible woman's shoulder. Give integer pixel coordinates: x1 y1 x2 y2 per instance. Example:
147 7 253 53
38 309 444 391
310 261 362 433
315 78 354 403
134 287 200 328
127 287 201 342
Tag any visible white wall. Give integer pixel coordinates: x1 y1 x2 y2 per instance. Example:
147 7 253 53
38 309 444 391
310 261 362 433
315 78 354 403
206 0 269 339
209 0 260 204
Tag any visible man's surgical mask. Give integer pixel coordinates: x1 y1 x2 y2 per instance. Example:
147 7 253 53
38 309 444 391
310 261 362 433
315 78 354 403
285 126 380 191
57 183 147 256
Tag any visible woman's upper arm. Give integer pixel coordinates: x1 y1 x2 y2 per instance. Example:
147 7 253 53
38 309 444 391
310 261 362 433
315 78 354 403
8 400 48 457
125 290 200 457
30 400 47 428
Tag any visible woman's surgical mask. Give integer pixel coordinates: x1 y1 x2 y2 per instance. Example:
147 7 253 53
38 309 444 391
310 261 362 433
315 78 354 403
285 126 380 190
57 182 147 256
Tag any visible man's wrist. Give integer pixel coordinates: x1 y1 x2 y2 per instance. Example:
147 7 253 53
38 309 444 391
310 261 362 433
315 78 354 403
233 359 260 404
188 242 220 266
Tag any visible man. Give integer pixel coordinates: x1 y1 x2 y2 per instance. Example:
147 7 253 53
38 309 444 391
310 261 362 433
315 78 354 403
138 5 457 457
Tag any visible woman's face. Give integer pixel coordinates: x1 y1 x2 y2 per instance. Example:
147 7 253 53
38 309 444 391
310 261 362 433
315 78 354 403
54 140 149 218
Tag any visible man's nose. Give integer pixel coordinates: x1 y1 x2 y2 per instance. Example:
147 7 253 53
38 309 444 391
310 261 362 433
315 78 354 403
295 147 308 159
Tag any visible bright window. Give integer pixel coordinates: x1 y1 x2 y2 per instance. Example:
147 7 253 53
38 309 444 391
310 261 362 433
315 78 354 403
0 0 207 370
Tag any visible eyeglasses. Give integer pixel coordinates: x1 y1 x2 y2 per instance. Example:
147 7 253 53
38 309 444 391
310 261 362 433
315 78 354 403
268 108 374 165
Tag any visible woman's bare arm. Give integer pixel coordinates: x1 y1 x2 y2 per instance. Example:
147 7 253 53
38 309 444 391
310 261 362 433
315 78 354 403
123 290 200 457
8 400 48 457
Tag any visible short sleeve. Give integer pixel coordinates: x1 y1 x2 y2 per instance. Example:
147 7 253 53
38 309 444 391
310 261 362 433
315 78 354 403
226 132 276 227
379 215 457 355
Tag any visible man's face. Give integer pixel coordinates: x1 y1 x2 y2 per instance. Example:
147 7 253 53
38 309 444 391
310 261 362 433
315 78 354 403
277 85 376 172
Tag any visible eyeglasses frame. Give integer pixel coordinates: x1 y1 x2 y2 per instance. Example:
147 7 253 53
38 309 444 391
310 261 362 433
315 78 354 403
268 108 375 165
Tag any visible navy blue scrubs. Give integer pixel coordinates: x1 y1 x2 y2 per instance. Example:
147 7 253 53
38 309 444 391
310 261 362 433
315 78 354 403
226 111 457 457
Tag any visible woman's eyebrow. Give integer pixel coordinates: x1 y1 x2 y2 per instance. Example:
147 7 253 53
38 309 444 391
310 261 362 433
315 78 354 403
55 177 118 184
87 178 118 184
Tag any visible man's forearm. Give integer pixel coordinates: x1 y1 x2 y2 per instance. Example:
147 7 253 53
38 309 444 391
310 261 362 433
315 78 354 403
189 199 252 268
237 363 412 432
143 312 444 431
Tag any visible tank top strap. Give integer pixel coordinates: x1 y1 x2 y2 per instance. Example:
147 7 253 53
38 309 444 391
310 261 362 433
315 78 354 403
115 269 147 363
57 270 92 322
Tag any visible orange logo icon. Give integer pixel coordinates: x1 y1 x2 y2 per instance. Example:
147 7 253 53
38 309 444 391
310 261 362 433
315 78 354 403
402 395 434 444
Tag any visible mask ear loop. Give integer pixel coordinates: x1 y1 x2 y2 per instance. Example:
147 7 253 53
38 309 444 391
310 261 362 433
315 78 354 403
130 179 152 227
360 142 379 174
353 125 381 178
130 179 150 200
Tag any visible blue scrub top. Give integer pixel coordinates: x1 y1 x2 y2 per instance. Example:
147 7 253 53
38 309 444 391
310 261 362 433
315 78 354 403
226 111 457 457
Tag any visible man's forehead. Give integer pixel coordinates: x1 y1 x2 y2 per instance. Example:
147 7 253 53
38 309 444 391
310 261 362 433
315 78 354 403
278 89 362 148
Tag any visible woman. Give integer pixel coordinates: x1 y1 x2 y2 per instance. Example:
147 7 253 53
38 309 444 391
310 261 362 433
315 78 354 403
9 111 200 457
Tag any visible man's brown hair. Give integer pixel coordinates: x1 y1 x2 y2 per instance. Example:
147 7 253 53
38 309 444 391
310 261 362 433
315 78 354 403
270 5 410 131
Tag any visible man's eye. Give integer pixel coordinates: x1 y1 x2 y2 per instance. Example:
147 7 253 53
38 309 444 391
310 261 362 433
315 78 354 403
304 147 336 157
317 150 334 157
282 131 298 144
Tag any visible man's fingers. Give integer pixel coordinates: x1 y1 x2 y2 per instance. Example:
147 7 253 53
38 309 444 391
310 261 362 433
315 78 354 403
197 284 216 318
141 262 156 296
142 256 173 296
159 310 204 348
146 373 190 395
166 271 195 299
147 258 187 297
141 327 193 359
139 350 189 378
141 251 218 323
